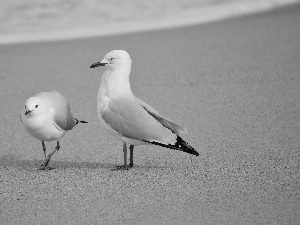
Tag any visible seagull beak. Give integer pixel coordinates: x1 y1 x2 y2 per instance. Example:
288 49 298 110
90 61 107 68
25 110 32 115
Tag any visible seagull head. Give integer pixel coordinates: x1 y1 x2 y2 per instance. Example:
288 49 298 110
90 50 132 70
23 97 43 116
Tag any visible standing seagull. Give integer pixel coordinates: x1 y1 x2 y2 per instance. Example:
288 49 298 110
21 91 87 170
90 50 198 170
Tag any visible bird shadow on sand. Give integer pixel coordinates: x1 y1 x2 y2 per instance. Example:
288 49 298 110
0 154 172 171
0 154 116 171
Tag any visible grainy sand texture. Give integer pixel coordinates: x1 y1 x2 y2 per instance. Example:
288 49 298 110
0 4 300 225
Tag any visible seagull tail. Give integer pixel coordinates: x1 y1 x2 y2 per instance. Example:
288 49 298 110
75 118 88 126
144 136 199 156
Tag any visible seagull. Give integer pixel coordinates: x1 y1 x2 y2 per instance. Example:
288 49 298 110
20 91 87 170
90 50 199 170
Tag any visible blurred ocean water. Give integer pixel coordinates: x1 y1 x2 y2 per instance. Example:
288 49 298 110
0 0 299 44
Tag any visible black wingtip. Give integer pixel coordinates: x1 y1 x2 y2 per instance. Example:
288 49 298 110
75 118 88 126
144 136 199 156
175 136 199 156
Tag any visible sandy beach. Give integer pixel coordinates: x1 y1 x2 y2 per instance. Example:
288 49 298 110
1 3 300 225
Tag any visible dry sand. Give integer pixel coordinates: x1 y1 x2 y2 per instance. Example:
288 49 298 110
0 3 300 225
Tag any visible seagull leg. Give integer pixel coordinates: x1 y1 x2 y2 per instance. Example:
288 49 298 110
39 141 60 170
123 143 128 169
115 143 129 170
38 141 47 170
129 145 134 167
42 141 47 161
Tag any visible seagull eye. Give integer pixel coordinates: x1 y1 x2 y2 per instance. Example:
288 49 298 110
35 105 38 108
110 57 115 60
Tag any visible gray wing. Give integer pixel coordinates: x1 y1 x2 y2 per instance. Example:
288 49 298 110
37 91 76 130
102 98 177 145
134 98 187 136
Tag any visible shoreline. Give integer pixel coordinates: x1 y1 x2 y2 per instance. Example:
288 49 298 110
0 0 299 46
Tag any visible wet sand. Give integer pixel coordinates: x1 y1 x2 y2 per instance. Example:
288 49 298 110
0 3 300 225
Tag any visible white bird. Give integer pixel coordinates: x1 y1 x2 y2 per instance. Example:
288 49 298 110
90 50 198 170
20 91 87 170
